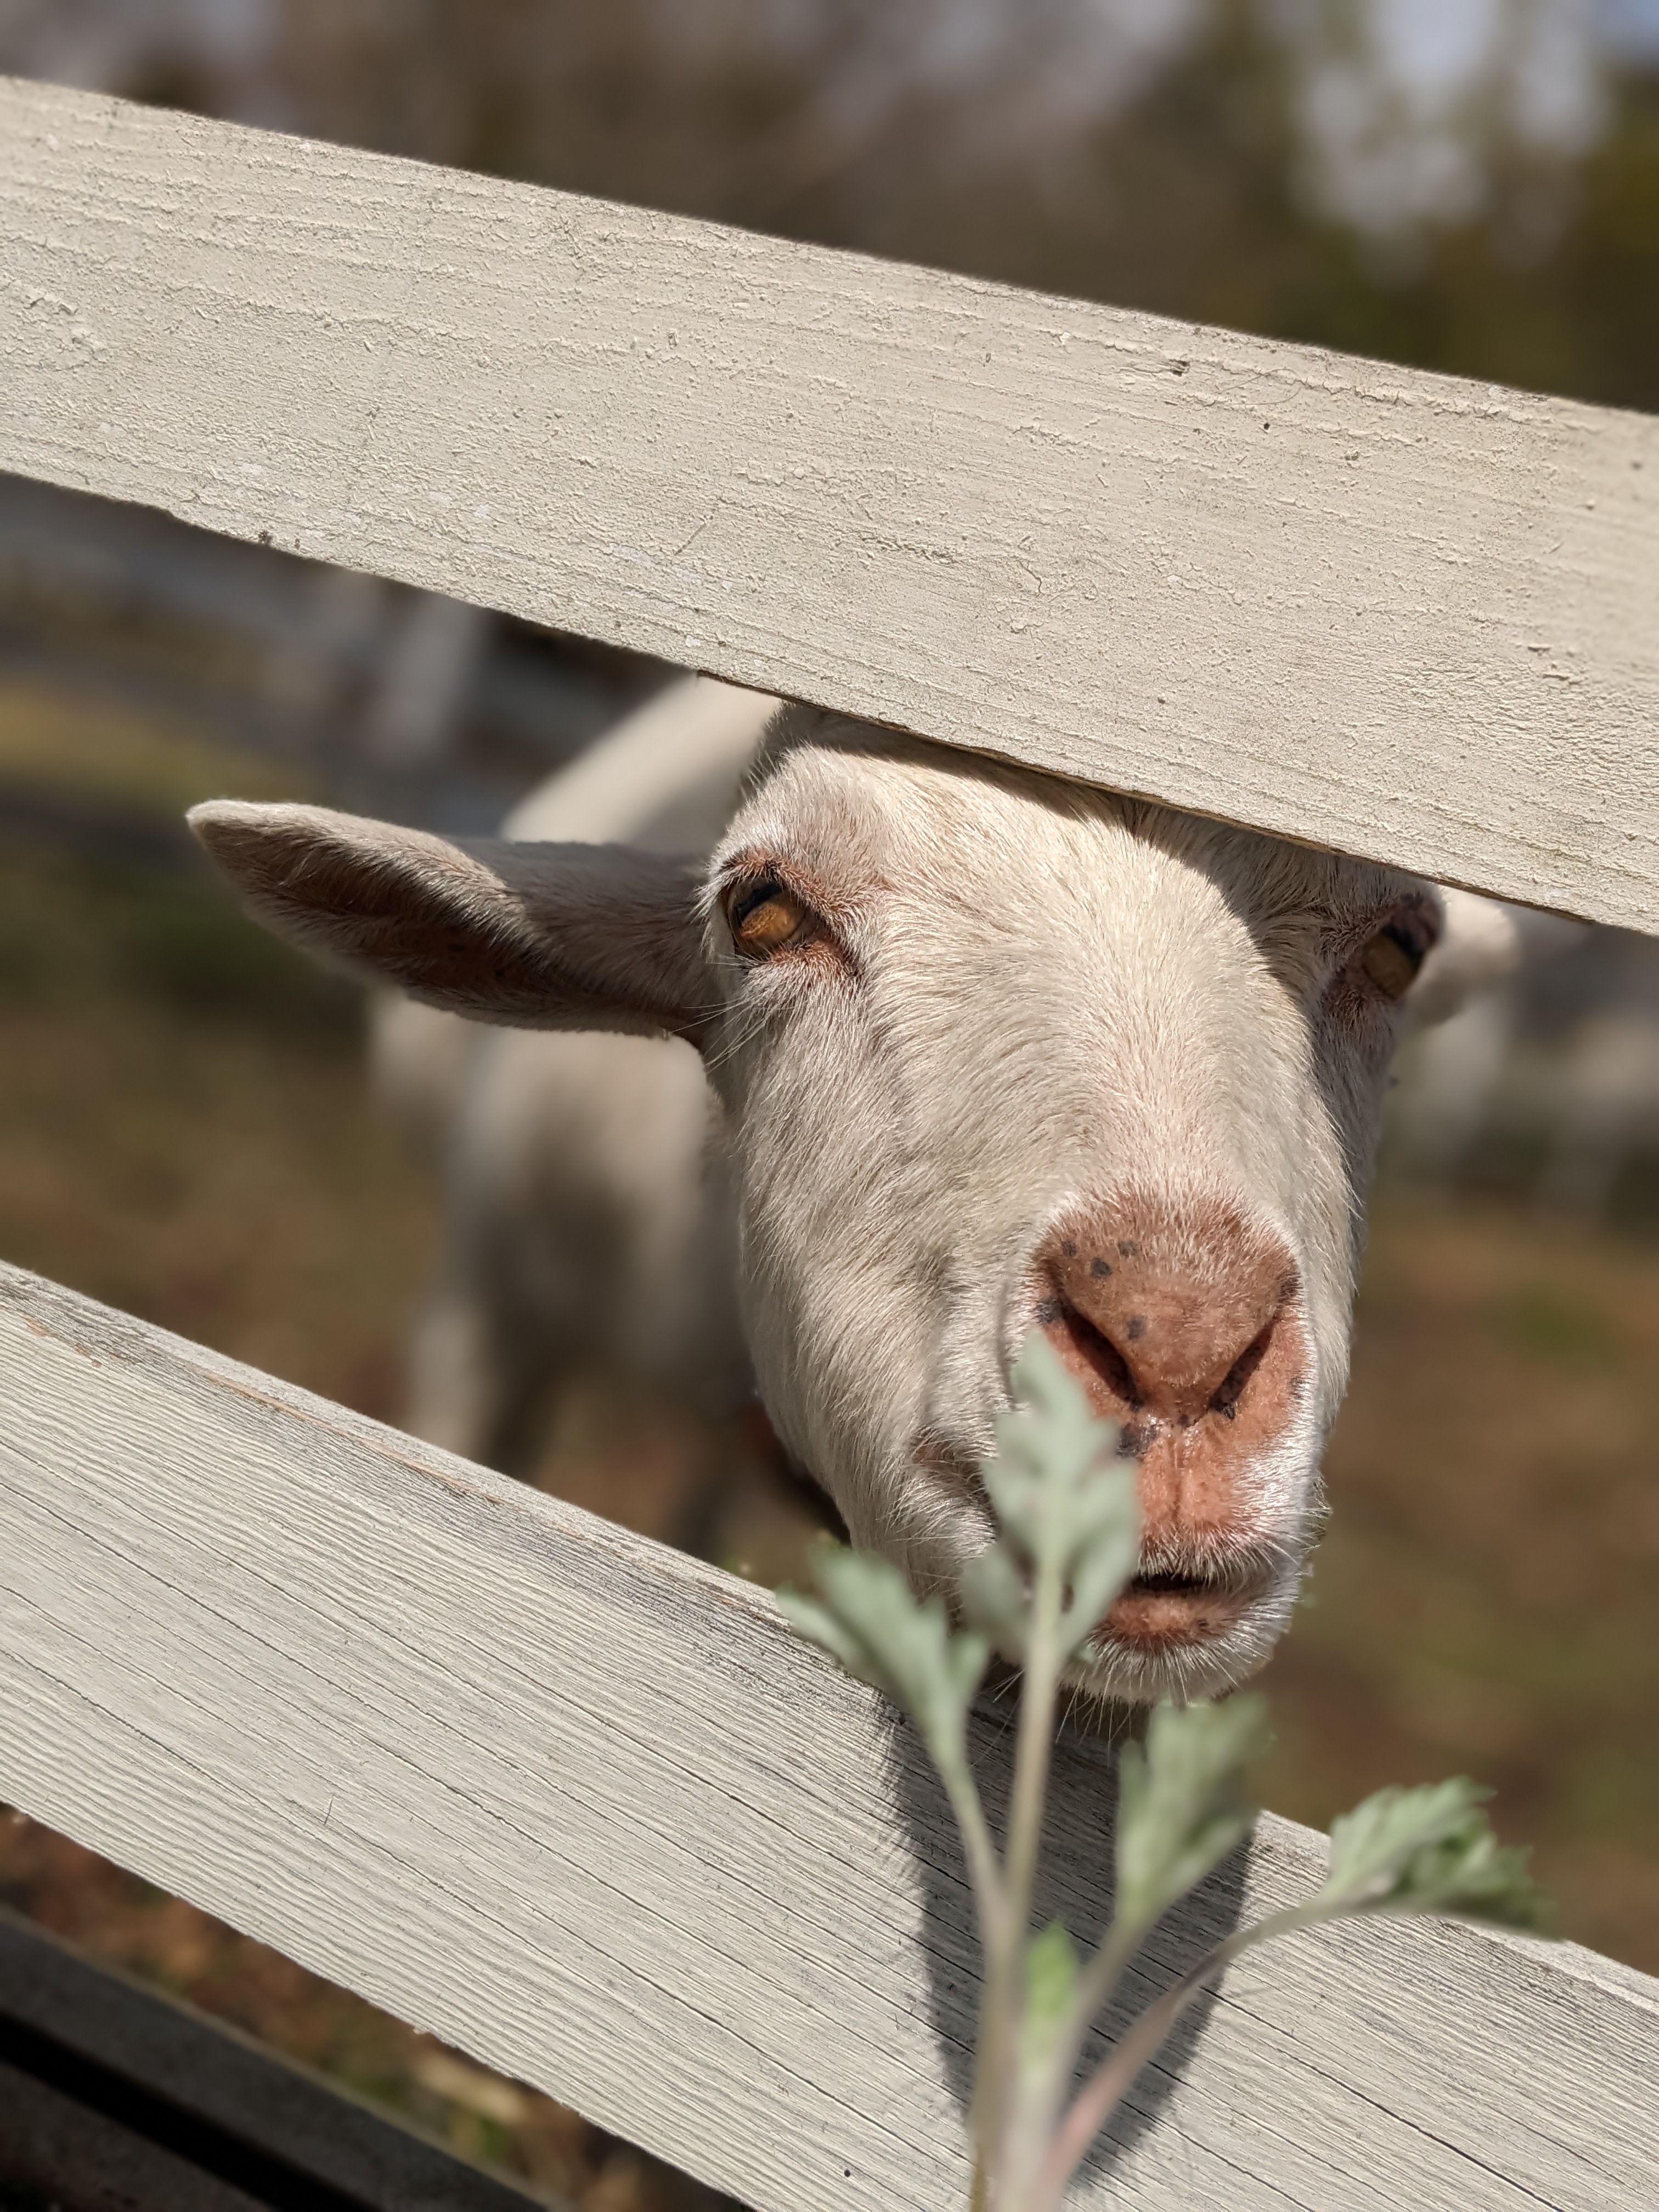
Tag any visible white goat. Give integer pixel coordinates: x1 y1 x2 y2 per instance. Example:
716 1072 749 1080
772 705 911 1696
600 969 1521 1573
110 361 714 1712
370 677 774 1469
191 685 1528 1703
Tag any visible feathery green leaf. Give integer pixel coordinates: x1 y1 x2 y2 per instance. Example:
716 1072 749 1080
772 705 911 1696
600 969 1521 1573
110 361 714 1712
1322 1779 1549 1930
1115 1696 1271 1933
779 1548 989 1774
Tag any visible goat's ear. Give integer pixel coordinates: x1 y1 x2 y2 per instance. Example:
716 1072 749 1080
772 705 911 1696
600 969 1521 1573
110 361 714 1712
1408 887 1584 1030
188 801 715 1043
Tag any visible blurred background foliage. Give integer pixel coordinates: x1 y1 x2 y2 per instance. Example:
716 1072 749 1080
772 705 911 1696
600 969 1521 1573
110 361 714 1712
0 3 1655 2205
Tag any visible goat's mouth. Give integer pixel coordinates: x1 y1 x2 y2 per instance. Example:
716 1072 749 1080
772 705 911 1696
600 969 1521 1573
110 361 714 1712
1094 1563 1271 1652
908 1427 1294 1660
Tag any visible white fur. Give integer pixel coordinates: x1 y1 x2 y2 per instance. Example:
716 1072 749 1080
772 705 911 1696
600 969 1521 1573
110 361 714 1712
703 721 1386 1701
193 681 1525 1701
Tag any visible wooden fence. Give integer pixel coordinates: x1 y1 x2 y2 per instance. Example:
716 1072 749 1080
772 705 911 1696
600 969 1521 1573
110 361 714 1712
1 71 1657 2211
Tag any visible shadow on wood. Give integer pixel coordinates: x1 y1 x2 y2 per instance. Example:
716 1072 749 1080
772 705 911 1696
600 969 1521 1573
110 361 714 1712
887 1693 1245 2188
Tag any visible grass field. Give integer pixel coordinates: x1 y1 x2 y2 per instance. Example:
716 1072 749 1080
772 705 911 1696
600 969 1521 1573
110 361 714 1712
0 679 1654 2196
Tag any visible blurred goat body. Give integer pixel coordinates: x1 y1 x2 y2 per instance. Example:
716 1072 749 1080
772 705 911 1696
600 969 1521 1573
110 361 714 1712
373 678 776 1469
195 683 1534 1702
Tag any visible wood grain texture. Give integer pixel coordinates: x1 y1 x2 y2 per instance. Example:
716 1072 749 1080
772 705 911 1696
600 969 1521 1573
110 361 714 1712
2 76 1656 935
0 1261 1654 2210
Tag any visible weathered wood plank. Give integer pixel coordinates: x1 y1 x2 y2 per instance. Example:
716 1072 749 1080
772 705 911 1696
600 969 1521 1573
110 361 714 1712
0 1260 1654 2210
1 75 1656 933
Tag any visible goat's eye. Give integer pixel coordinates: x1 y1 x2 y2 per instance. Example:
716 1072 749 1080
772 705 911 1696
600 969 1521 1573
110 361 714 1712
725 876 812 958
1358 919 1428 1000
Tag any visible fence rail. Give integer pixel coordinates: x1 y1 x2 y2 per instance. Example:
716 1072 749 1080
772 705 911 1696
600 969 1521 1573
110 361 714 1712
1 1261 1655 2211
2 74 1656 934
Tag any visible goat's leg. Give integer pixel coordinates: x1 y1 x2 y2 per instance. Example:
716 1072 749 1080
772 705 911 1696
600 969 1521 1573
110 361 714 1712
405 1276 556 1476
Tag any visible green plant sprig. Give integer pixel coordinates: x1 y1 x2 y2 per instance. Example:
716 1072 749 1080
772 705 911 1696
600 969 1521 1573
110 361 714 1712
780 1334 1548 2212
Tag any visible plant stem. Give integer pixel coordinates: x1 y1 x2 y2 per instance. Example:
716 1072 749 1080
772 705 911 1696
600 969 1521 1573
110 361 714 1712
1032 1932 1248 2209
1059 1914 1141 2061
970 1516 1069 2209
936 1754 1008 1958
1030 1903 1337 2211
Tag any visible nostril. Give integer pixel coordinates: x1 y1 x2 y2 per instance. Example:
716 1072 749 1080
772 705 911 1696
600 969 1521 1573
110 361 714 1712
1036 1289 1143 1409
1037 1197 1303 1436
1210 1317 1276 1421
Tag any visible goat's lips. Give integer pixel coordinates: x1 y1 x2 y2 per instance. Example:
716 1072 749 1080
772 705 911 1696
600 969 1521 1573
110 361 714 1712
1096 1568 1262 1651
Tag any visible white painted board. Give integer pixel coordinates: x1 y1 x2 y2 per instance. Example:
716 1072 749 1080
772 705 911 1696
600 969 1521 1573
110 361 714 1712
1 76 1656 934
0 1261 1654 2210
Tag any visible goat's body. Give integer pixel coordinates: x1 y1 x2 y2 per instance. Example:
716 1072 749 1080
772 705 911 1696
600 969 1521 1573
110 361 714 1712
376 677 774 1466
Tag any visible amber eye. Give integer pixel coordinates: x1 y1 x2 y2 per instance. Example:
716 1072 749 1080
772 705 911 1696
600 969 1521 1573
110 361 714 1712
725 875 813 958
1359 919 1429 1000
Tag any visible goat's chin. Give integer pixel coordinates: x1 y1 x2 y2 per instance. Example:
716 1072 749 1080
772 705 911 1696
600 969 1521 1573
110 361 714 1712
1064 1568 1302 1706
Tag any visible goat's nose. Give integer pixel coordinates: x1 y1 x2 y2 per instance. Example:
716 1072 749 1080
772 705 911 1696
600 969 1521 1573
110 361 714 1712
1032 1192 1306 1536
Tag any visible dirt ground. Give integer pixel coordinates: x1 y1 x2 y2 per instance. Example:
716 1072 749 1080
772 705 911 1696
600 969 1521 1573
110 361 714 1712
0 680 1655 2197
1259 1192 1659 1967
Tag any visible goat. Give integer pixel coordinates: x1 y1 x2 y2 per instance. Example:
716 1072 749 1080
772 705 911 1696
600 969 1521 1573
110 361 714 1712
190 682 1531 1701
